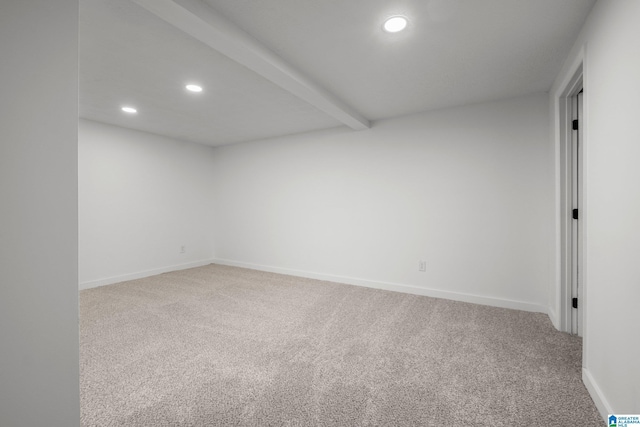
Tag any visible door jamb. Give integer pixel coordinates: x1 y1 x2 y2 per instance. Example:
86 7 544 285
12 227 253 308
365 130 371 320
557 63 584 335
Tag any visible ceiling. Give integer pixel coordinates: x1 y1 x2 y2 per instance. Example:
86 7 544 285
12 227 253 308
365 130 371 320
79 0 596 147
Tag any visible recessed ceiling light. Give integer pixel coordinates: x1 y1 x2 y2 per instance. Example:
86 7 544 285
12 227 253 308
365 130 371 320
383 16 408 33
121 106 137 114
185 84 203 93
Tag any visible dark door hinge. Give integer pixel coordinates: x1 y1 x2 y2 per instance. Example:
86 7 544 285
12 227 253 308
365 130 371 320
572 209 579 220
572 298 578 309
572 119 579 130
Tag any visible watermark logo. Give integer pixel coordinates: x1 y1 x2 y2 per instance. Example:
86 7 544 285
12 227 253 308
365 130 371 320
609 415 640 427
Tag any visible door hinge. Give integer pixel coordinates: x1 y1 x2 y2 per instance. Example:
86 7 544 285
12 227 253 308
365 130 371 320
572 209 579 220
572 119 579 130
572 298 578 309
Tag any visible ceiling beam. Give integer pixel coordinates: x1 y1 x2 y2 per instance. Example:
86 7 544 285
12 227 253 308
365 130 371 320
132 0 370 130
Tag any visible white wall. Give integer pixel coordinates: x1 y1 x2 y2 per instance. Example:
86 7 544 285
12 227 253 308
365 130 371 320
551 0 640 417
79 120 216 289
211 93 553 312
0 1 80 426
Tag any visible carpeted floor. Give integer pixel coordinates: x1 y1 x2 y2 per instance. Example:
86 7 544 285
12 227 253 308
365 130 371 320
80 264 602 426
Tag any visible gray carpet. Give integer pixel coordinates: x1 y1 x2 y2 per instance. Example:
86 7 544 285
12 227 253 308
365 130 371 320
80 264 602 426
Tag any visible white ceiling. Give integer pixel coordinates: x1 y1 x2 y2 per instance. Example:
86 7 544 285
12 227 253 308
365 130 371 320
79 0 596 147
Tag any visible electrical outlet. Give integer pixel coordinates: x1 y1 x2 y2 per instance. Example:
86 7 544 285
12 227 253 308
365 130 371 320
419 260 426 272
180 245 186 254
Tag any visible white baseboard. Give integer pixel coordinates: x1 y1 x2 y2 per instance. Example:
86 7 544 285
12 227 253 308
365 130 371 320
582 367 612 422
79 259 215 290
211 258 548 314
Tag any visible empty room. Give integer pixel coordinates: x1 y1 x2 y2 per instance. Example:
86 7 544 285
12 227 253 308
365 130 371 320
2 0 639 426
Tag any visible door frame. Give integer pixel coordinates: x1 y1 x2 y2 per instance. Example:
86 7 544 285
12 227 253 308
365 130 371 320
570 88 583 335
555 61 586 336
